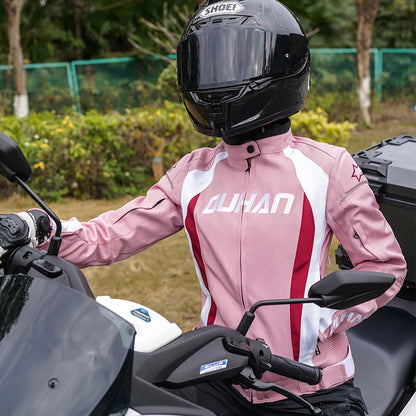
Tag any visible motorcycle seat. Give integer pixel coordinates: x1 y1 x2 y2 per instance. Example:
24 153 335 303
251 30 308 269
347 305 416 416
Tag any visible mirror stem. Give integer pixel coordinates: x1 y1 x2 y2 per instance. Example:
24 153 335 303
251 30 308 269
237 298 322 335
14 176 62 256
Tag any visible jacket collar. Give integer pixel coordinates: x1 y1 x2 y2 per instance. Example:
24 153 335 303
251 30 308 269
223 128 293 161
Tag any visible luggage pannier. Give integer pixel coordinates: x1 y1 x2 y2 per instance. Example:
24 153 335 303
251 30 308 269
336 134 416 299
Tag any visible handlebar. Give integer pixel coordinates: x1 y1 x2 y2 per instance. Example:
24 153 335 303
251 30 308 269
270 355 322 385
223 336 322 386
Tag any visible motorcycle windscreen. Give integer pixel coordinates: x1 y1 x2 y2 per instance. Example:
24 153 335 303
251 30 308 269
177 26 308 90
0 274 135 416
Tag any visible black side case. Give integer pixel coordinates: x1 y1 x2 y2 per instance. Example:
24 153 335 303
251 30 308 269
336 134 416 297
338 135 416 416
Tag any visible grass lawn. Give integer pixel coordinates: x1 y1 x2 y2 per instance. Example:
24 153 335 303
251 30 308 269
1 103 415 331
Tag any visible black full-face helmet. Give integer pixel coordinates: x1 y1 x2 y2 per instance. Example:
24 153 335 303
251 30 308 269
177 0 310 140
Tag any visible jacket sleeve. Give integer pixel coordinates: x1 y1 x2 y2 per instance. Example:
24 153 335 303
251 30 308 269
319 147 407 341
40 155 191 268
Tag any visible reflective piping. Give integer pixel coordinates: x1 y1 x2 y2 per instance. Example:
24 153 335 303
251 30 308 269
340 181 367 203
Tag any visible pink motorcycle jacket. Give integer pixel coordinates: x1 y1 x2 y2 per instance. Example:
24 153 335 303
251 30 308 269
45 128 406 403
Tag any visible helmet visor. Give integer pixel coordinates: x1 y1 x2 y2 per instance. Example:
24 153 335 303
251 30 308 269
178 26 308 90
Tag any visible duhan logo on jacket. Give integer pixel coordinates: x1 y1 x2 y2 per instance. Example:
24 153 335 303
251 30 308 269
202 192 295 215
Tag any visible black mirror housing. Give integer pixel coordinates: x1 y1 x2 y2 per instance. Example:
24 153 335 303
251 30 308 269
308 270 395 309
0 131 32 182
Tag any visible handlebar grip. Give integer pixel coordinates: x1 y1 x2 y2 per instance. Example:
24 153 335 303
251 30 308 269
270 355 322 385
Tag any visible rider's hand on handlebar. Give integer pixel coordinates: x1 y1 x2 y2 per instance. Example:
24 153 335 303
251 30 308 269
0 210 51 259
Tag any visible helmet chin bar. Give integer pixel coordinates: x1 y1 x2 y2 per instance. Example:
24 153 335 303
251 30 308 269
222 118 291 145
182 73 308 140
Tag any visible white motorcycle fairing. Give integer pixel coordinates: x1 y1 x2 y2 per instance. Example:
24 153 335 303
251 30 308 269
97 296 183 353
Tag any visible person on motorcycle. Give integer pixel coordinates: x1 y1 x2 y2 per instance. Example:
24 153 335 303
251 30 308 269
0 1 406 415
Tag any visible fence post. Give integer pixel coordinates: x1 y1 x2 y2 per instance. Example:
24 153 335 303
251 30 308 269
373 48 382 102
64 62 78 113
70 61 82 114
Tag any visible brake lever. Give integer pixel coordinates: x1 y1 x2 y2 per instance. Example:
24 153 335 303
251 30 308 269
223 336 271 372
237 367 322 416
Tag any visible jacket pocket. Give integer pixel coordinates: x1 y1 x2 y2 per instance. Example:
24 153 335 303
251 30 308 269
351 222 389 263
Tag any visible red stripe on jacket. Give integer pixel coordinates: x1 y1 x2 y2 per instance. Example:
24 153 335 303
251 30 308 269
185 194 217 325
290 194 315 361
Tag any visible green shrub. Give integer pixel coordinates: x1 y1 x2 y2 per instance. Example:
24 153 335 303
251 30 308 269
155 60 181 103
0 104 354 201
305 90 361 122
292 108 356 148
0 102 215 200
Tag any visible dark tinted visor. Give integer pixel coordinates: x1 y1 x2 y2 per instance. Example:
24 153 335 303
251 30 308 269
178 26 308 90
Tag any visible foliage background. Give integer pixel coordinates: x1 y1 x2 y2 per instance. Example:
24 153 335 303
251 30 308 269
0 101 355 200
0 0 415 65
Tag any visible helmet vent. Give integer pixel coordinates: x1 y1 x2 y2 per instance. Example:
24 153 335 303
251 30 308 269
191 15 248 31
196 88 242 104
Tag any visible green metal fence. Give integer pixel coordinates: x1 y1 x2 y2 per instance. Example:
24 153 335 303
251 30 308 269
0 56 170 114
310 48 416 102
0 49 415 115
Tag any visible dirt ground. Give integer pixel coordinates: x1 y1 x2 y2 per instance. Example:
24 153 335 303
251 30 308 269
348 101 416 153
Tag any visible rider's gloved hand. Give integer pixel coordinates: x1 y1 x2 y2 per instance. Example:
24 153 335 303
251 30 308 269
0 210 51 259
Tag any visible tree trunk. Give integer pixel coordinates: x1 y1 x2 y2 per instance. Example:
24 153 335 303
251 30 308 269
355 0 379 125
3 0 28 118
73 0 84 60
73 0 95 89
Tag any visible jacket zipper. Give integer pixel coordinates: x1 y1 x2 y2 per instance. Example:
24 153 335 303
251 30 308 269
245 159 251 172
240 158 252 307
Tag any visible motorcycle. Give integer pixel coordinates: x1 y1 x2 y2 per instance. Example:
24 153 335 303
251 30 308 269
0 131 414 416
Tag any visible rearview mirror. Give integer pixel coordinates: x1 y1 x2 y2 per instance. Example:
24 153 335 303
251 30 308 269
237 270 396 335
308 270 395 309
0 131 32 182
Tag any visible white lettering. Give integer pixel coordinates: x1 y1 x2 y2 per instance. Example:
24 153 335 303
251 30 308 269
329 316 339 336
329 311 370 336
251 193 270 214
217 193 240 212
234 193 246 213
202 194 221 214
243 193 258 213
198 2 244 20
201 192 295 215
349 313 363 324
271 193 295 215
346 312 355 322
